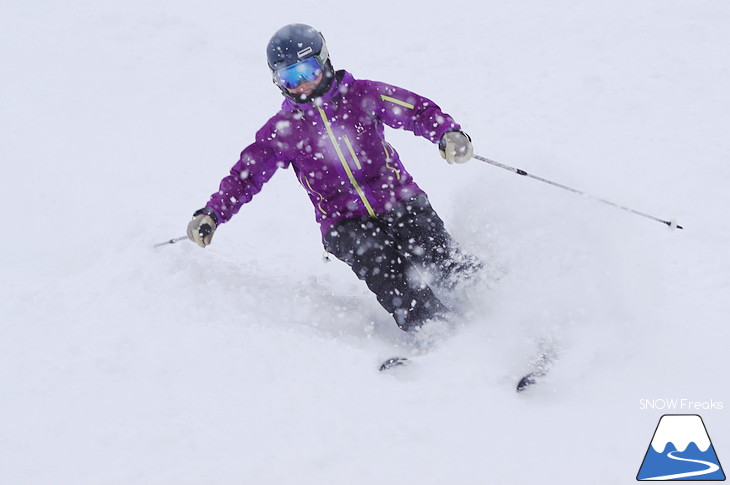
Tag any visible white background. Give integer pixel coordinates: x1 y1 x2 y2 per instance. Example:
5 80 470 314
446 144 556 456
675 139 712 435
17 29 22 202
1 1 728 483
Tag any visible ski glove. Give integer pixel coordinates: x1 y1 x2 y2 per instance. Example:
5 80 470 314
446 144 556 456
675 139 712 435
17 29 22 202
187 209 217 248
439 130 473 164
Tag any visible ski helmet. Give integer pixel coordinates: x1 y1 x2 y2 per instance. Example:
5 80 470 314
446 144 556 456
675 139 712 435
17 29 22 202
266 24 335 103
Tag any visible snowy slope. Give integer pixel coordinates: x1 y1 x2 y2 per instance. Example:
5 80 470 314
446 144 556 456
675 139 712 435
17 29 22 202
2 1 729 483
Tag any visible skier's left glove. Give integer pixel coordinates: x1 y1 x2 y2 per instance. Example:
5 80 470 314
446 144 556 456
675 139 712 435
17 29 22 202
187 209 217 248
439 130 473 164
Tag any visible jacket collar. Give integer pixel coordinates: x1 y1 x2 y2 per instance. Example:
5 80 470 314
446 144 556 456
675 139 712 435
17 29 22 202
281 70 353 112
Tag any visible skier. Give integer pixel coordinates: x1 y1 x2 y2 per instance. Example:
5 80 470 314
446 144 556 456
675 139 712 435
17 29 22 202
187 24 480 332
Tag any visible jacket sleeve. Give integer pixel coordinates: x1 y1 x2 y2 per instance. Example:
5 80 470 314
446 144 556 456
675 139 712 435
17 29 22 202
359 80 461 144
204 117 289 224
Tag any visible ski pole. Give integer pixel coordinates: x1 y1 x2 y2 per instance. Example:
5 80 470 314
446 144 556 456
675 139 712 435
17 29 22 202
473 154 683 230
153 235 189 248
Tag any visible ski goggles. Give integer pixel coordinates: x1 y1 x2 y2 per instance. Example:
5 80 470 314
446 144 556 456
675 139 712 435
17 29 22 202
274 57 323 89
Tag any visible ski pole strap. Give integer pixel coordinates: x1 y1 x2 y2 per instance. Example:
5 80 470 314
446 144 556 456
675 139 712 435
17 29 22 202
473 154 683 230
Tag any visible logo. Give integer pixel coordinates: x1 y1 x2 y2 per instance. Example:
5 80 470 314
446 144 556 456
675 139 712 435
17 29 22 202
637 414 725 481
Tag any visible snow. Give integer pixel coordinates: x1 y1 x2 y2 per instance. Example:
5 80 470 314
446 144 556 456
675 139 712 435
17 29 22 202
1 1 729 483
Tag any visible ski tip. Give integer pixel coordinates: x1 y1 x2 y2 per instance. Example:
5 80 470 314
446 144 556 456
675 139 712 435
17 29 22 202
516 370 546 392
379 357 409 372
516 374 537 392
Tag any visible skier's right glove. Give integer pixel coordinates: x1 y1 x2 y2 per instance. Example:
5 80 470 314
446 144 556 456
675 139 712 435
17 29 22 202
187 209 218 248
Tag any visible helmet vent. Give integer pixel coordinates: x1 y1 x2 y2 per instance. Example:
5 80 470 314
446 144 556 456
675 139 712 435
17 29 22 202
297 46 313 58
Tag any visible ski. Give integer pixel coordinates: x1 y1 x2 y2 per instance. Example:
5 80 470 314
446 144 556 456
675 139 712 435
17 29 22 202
516 369 547 392
379 357 410 372
516 344 556 392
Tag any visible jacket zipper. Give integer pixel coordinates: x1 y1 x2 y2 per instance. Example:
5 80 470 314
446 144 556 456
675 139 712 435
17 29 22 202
316 106 376 218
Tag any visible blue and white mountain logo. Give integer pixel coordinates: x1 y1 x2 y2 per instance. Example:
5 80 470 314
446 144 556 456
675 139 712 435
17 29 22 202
637 414 725 481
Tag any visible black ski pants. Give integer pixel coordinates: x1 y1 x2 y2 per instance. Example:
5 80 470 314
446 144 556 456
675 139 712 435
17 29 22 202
324 194 478 331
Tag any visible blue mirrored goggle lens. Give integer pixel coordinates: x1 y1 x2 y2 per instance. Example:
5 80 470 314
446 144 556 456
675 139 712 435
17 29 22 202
275 57 322 89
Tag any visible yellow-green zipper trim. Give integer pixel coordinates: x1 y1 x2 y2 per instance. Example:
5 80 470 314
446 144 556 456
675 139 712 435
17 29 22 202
317 107 376 218
300 173 328 215
381 141 401 181
342 135 362 170
380 94 415 110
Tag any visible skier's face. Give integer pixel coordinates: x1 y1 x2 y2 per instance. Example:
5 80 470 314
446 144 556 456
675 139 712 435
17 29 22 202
286 72 323 97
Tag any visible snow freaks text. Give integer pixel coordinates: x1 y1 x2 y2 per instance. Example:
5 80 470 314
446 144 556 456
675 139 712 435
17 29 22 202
639 399 724 411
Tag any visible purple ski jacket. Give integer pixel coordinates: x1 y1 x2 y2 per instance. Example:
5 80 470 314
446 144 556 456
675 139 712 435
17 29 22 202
203 70 461 241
